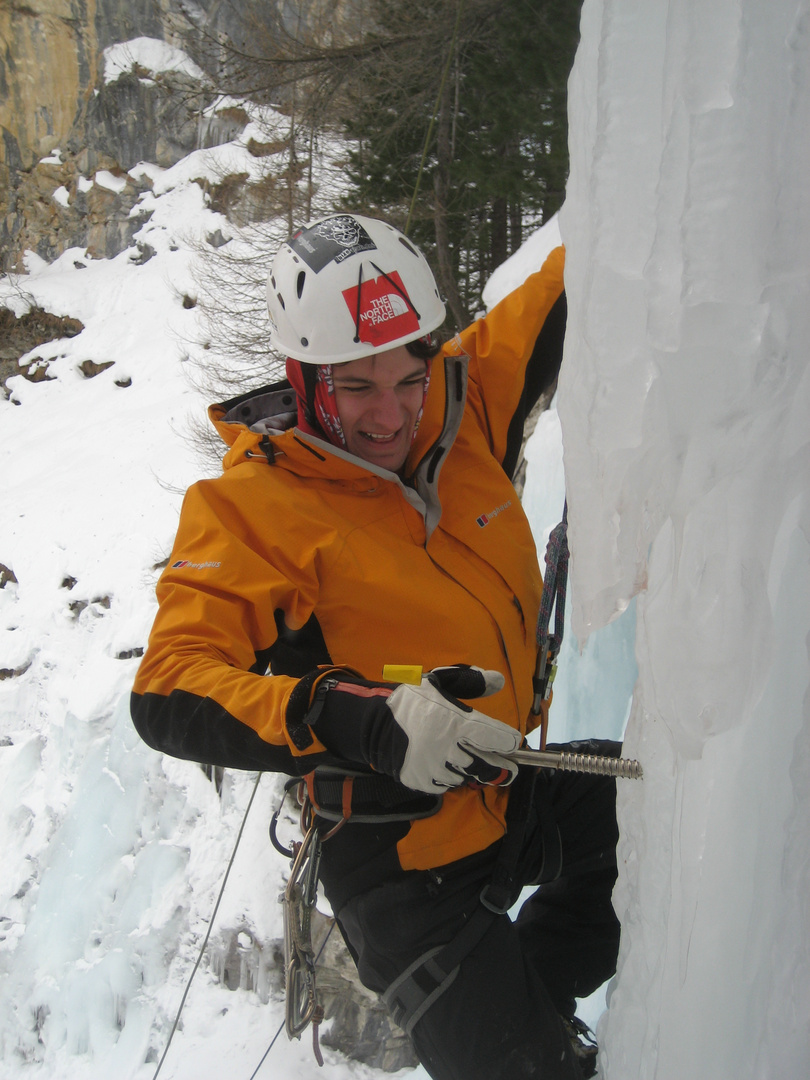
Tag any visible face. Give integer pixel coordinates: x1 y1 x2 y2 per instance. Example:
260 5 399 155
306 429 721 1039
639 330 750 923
332 347 428 472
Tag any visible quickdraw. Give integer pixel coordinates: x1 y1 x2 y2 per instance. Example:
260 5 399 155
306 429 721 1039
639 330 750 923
283 822 325 1059
270 779 344 1066
269 766 443 1064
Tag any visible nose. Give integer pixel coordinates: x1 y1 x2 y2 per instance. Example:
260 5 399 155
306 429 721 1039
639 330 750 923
367 388 403 428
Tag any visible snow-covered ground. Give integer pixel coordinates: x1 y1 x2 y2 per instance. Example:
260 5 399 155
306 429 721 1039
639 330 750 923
2 0 809 1076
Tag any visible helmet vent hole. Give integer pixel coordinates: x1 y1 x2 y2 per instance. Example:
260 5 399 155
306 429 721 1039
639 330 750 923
296 271 306 299
300 337 309 347
398 236 418 257
276 293 285 310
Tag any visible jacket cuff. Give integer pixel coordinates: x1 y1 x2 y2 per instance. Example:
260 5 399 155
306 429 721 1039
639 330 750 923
285 666 356 752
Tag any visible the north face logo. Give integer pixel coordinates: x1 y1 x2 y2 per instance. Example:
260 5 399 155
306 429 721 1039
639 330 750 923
342 270 420 348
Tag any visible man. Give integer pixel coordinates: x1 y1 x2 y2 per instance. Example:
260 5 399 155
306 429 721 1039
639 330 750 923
132 214 619 1079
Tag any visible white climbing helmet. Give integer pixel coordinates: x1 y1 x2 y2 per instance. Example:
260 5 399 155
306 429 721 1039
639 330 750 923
266 214 446 364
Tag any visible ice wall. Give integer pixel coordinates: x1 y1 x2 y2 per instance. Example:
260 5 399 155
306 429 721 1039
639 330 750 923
559 0 810 1075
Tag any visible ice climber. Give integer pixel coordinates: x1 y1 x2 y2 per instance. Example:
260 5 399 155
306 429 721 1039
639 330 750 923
131 214 621 1079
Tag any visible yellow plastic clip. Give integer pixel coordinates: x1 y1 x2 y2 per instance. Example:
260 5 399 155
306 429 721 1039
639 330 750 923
382 664 423 685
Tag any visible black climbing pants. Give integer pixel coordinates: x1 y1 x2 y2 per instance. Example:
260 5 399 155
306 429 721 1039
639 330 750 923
329 742 622 1080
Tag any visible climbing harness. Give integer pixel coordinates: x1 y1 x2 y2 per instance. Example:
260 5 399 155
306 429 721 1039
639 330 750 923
303 764 443 825
269 770 443 1064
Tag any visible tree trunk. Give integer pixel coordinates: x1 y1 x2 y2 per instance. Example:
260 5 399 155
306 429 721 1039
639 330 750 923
433 71 470 329
490 195 508 271
510 197 522 254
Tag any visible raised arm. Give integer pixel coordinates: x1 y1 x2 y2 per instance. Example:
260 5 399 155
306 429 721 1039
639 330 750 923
454 245 566 476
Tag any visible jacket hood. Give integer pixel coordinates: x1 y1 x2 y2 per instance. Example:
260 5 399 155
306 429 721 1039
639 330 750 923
209 381 297 443
209 381 299 471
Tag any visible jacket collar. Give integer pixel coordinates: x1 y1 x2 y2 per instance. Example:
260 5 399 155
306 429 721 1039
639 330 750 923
208 350 469 540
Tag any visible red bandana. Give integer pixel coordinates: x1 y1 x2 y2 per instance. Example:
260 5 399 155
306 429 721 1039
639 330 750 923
285 359 346 446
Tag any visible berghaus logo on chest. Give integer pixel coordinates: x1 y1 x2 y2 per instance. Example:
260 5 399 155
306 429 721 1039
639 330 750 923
476 500 512 528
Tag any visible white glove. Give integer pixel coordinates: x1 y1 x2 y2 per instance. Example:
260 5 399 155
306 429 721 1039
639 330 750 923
309 664 520 794
386 669 520 792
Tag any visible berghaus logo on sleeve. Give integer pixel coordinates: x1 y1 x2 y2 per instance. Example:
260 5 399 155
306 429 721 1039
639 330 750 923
172 560 222 569
476 500 512 528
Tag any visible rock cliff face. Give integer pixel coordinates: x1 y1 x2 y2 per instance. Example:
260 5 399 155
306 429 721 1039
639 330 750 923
1 0 171 170
1 0 217 270
0 0 346 271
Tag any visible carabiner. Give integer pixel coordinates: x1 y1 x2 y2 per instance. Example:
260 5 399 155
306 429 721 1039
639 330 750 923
282 822 325 1040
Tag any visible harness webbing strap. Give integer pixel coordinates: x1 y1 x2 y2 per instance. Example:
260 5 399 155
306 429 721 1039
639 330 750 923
305 766 443 824
526 772 563 886
383 904 497 1035
381 768 566 1034
480 766 538 914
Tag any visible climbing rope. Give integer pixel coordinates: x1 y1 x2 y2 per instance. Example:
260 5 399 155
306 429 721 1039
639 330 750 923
151 771 263 1080
532 501 569 723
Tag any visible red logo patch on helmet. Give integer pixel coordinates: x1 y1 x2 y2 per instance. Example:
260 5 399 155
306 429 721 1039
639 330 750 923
342 271 420 348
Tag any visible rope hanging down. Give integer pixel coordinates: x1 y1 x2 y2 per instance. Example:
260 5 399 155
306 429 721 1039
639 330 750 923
151 772 263 1080
532 501 569 718
527 502 643 779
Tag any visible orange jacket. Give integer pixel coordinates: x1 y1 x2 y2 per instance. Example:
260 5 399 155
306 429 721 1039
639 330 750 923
132 247 565 872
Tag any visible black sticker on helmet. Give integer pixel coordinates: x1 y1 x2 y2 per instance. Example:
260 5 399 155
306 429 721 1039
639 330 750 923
288 215 377 273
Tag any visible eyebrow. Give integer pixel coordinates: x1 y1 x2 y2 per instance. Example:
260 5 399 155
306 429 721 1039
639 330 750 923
332 365 427 387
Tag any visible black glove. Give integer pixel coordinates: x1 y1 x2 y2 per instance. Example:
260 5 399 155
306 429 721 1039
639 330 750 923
296 665 520 794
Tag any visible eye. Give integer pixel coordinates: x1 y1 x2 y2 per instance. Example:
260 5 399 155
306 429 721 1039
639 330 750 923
336 383 370 394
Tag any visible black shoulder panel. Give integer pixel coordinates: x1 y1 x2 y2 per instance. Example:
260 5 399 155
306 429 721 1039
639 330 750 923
503 290 567 480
